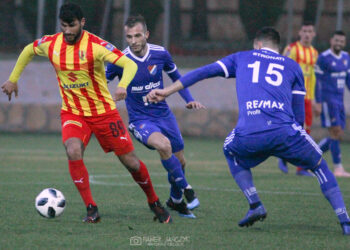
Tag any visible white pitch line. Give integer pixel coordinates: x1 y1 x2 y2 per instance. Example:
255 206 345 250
89 175 350 198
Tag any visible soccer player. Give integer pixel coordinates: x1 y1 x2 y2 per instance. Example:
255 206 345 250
278 21 318 176
315 31 350 177
1 3 171 224
106 15 203 218
146 27 350 235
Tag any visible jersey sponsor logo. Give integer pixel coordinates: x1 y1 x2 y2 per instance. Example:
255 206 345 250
253 52 285 61
62 82 89 89
148 65 157 75
130 81 161 93
331 71 346 78
246 99 285 116
68 72 78 82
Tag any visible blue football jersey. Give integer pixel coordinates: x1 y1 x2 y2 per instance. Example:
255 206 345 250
106 44 181 122
217 48 305 135
315 49 350 105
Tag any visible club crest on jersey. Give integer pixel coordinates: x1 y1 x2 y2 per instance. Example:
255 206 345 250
344 60 348 66
148 65 157 75
79 50 85 60
106 43 116 52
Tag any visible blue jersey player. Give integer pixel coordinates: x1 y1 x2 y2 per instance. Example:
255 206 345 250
106 15 204 218
315 31 350 177
147 27 350 235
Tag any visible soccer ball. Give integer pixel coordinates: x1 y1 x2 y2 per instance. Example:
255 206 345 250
35 188 66 218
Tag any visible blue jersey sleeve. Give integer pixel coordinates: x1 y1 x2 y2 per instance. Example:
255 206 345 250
217 53 238 78
162 50 194 103
106 63 123 81
315 56 326 102
291 63 306 93
163 50 181 82
291 63 306 126
346 55 350 91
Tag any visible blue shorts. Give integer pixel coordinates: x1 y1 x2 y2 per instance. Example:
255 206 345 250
128 113 184 153
321 101 345 129
223 124 322 170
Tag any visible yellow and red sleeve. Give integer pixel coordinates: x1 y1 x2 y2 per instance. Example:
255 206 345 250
8 43 36 83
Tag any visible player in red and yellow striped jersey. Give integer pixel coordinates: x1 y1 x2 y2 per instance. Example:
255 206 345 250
1 3 171 223
279 22 318 176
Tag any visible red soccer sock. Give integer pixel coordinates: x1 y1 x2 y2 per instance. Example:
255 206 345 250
131 160 158 204
68 159 96 207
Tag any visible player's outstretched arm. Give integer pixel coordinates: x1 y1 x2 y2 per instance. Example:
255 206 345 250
147 80 184 103
113 55 138 101
2 43 36 101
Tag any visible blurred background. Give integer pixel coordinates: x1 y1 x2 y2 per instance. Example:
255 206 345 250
1 0 350 140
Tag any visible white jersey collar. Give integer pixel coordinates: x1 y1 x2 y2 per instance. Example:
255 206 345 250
128 43 150 62
261 47 279 54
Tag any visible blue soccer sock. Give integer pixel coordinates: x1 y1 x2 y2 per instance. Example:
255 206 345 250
312 159 350 223
330 139 341 164
319 137 331 152
168 172 183 202
161 155 189 191
225 153 261 205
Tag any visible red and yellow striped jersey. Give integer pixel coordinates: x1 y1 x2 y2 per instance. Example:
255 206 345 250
33 31 123 116
283 41 318 100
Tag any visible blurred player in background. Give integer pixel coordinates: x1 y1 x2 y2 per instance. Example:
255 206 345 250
146 27 350 235
278 21 318 176
106 15 203 218
315 31 350 177
1 3 171 224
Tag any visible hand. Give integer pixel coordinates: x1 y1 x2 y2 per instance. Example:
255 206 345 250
186 101 206 110
313 102 322 117
114 87 127 101
1 80 18 101
146 89 167 103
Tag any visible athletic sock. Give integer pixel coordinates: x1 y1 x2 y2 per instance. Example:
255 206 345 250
312 159 350 223
130 160 158 204
319 137 331 152
168 173 183 201
161 155 189 190
330 139 341 164
68 159 96 207
225 154 261 205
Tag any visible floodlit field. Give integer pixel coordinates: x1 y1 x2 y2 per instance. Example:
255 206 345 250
1 133 350 249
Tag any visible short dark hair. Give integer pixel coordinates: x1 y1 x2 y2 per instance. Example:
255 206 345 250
255 27 280 46
125 14 147 31
59 3 84 23
302 20 315 27
332 30 346 37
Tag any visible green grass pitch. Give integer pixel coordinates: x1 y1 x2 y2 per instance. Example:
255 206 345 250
1 133 350 249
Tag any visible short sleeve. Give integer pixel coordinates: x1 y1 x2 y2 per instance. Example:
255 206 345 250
216 53 238 78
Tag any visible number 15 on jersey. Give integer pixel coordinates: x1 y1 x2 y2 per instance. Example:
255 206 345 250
248 61 284 86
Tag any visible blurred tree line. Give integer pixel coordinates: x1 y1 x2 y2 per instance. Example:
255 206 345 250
0 0 319 53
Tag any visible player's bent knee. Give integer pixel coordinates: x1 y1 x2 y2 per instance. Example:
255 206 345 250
155 139 172 156
64 138 84 160
118 151 140 172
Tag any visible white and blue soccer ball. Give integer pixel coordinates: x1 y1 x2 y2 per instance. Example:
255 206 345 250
35 188 66 218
